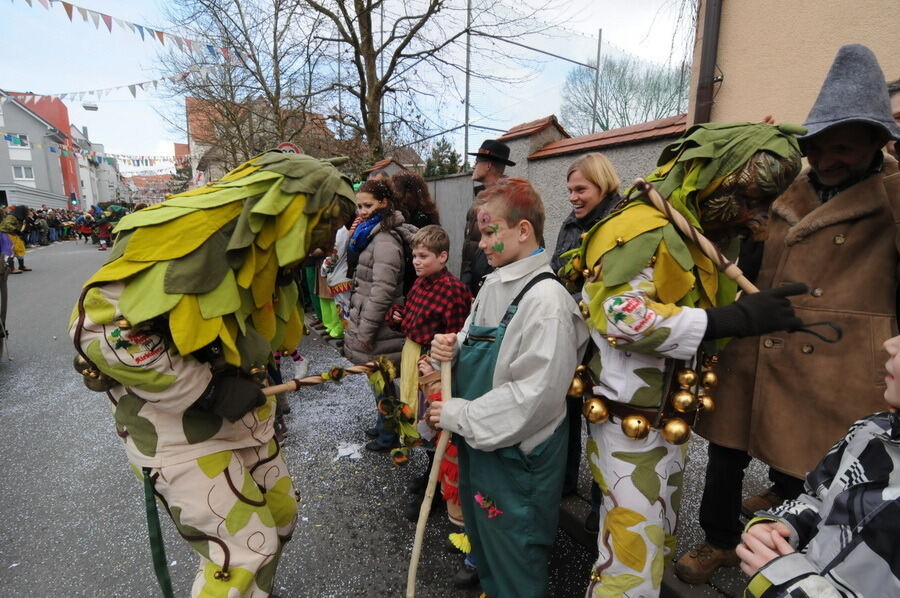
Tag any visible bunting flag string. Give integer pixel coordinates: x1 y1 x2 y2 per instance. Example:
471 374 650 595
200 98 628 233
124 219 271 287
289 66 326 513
1 65 217 104
0 131 194 167
9 0 250 65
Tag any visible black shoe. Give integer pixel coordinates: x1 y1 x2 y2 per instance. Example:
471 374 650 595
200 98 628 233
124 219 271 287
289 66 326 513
404 491 443 522
364 427 379 439
585 510 600 534
451 564 479 589
406 473 429 495
365 439 397 452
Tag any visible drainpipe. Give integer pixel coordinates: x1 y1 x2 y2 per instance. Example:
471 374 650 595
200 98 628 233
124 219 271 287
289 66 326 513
693 0 723 124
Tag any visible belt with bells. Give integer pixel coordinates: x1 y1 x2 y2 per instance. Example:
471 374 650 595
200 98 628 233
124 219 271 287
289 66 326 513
567 358 719 446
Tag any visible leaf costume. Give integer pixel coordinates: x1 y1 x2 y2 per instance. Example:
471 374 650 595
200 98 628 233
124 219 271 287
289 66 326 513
569 123 803 598
69 151 356 598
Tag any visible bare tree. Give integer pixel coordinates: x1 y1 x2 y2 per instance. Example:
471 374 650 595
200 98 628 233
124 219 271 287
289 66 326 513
560 52 690 135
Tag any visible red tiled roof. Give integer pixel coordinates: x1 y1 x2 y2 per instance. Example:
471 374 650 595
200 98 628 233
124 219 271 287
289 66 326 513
529 114 687 160
498 115 570 142
174 143 190 158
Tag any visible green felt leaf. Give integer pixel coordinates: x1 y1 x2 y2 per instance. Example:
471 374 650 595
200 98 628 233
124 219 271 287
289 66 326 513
170 506 211 560
225 471 274 535
668 470 684 513
105 230 133 263
601 228 662 287
255 555 278 593
119 261 182 325
611 447 668 505
621 327 672 356
630 367 665 408
253 179 299 217
86 339 177 392
198 269 241 320
197 451 232 478
660 224 694 271
164 224 233 294
113 393 158 457
274 210 311 266
182 406 223 444
226 195 262 252
586 438 609 494
645 524 666 588
113 205 197 233
235 326 273 372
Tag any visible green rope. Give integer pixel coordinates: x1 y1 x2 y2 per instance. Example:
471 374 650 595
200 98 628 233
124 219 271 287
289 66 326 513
142 468 176 598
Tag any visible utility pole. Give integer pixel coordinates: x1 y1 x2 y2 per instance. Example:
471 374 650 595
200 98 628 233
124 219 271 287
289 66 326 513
590 29 602 134
463 0 472 169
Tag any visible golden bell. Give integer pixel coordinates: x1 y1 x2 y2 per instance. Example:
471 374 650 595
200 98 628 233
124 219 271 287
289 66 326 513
676 369 698 387
567 376 586 398
83 368 100 379
579 301 590 319
621 414 651 440
672 389 697 413
73 354 91 375
701 370 718 389
582 269 591 277
116 318 132 330
582 398 609 424
83 373 116 392
576 364 589 375
249 366 267 385
660 418 691 445
699 394 716 413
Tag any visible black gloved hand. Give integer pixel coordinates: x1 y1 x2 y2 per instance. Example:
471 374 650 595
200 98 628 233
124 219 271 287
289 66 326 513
704 283 808 340
196 371 266 422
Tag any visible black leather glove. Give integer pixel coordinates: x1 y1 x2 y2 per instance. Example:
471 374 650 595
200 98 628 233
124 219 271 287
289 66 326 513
196 371 266 422
704 283 808 340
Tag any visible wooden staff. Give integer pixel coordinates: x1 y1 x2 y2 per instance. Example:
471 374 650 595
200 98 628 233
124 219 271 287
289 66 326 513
406 360 452 598
633 178 760 294
261 362 377 396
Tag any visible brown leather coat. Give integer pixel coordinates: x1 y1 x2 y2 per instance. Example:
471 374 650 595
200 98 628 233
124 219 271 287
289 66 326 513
696 157 900 478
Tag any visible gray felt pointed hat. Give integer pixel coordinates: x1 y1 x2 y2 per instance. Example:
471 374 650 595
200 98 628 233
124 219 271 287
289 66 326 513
800 44 900 142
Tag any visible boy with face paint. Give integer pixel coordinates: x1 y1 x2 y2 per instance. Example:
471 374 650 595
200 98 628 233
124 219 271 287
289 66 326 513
428 178 589 598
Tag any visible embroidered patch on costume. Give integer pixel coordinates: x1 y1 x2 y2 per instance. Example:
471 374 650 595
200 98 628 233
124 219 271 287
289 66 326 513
474 492 503 518
604 295 659 337
105 327 166 366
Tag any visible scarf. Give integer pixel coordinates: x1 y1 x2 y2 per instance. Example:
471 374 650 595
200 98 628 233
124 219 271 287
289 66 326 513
347 211 383 272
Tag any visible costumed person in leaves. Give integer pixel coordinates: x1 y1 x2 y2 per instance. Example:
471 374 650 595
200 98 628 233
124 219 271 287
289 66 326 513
343 179 418 452
736 334 900 597
428 178 589 598
69 151 356 598
551 153 624 534
0 206 32 273
677 44 900 585
560 122 807 598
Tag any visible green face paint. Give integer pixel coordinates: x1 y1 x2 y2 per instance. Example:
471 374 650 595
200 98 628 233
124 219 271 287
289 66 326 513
488 224 500 233
492 242 504 253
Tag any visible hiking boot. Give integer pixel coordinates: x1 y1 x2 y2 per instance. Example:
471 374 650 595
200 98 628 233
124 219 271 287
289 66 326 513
365 439 398 452
8 269 21 274
742 486 785 517
451 564 479 589
364 427 379 439
674 541 740 585
19 266 32 272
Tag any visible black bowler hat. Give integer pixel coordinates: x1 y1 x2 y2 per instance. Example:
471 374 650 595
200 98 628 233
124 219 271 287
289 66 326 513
468 139 516 166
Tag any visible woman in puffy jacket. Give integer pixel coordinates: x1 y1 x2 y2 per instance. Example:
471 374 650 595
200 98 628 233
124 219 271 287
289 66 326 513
343 179 417 450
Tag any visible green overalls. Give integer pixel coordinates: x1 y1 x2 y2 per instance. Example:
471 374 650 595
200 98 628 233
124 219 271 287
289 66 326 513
453 272 568 598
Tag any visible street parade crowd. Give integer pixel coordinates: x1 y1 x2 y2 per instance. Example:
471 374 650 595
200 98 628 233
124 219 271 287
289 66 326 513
40 43 900 597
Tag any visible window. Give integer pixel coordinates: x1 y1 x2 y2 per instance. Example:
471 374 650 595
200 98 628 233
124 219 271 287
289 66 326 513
13 165 34 180
5 133 29 148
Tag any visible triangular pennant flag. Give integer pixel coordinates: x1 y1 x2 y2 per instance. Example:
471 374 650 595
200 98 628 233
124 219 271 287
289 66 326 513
126 21 135 33
152 80 159 91
185 38 193 53
59 93 68 100
101 14 113 32
37 0 49 9
155 30 165 45
89 10 100 29
114 17 126 30
221 47 230 60
76 6 87 21
128 85 136 98
24 0 33 7
206 45 218 59
174 36 184 51
62 1 74 21
135 24 144 40
138 82 145 90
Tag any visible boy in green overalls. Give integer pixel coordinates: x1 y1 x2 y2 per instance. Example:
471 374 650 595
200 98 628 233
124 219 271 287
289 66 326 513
428 178 589 598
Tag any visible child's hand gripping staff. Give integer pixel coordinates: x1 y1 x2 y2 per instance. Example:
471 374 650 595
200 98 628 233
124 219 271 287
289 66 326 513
406 333 455 598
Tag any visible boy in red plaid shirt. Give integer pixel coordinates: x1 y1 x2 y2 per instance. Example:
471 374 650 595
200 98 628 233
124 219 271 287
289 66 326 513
385 225 472 520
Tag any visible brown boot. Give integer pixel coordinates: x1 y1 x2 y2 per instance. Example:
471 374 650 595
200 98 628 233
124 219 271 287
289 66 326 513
674 541 740 584
741 486 784 518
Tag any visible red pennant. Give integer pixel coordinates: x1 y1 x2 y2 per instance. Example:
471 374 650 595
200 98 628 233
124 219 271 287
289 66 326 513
185 38 193 53
101 13 113 32
156 30 165 45
62 1 74 21
221 47 230 60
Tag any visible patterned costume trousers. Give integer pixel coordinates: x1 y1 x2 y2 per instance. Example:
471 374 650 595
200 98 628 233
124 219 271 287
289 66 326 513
585 419 686 598
146 439 298 598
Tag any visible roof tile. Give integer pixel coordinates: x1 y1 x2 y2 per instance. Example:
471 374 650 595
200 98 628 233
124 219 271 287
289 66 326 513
528 114 687 160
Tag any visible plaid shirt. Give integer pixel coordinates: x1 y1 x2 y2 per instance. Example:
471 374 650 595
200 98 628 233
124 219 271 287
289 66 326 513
387 268 472 347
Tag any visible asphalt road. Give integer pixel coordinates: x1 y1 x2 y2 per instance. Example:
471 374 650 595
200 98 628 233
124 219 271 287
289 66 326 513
0 240 769 598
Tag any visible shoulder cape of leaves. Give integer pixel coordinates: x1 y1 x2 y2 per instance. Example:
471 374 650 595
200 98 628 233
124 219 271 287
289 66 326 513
80 151 356 368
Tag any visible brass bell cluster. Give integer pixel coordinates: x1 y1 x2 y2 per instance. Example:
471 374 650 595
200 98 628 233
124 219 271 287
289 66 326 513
73 354 117 392
660 360 719 445
570 365 609 426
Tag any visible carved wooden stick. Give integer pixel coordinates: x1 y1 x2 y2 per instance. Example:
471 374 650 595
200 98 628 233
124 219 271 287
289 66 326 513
261 362 377 396
406 360 452 598
634 178 760 294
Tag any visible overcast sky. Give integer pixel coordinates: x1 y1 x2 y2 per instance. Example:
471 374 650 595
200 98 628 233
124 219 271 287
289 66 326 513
0 0 693 173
